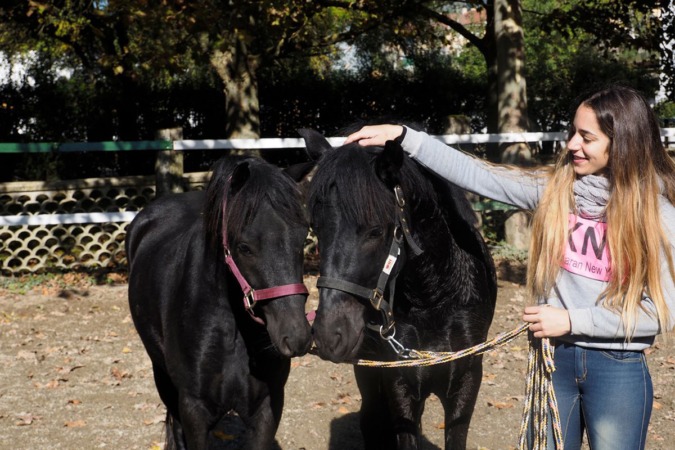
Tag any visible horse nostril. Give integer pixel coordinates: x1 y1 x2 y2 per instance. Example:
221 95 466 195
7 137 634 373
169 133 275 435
330 330 343 353
279 335 294 357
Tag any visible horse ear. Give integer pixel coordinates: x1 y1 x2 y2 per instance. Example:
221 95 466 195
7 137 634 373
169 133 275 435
229 161 251 194
374 140 404 189
298 128 332 160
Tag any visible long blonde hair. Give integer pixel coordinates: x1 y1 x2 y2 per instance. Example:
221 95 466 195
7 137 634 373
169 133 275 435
527 86 675 339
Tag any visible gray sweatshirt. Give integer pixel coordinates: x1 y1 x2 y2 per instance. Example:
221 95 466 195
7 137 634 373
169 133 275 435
402 127 675 351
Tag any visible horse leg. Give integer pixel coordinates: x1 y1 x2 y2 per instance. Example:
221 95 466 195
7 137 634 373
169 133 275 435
382 371 425 450
150 364 188 450
355 366 397 450
440 358 484 449
164 412 187 450
177 393 217 450
240 394 279 450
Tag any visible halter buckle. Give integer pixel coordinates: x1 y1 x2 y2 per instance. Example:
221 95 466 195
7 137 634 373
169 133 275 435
243 290 256 311
370 289 384 310
394 185 405 208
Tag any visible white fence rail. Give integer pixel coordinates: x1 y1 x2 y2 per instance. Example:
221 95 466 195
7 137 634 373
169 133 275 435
2 129 674 228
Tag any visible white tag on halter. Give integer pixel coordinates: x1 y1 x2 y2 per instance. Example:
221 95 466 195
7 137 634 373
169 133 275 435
382 254 398 275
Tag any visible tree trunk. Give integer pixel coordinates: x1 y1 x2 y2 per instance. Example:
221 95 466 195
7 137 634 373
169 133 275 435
211 38 261 140
482 1 500 161
494 0 531 164
154 127 184 197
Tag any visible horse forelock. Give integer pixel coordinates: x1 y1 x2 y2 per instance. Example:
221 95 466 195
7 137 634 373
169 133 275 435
308 145 395 227
204 157 306 249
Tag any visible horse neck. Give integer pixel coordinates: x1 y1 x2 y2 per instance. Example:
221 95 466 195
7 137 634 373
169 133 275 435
400 196 475 305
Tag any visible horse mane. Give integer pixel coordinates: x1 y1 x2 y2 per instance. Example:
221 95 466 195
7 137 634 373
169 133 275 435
203 156 307 250
308 142 473 231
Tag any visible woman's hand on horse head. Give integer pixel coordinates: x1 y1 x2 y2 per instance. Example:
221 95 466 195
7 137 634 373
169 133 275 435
523 305 571 338
344 125 404 147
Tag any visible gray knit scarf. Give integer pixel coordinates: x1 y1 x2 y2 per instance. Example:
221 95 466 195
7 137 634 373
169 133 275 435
573 174 610 220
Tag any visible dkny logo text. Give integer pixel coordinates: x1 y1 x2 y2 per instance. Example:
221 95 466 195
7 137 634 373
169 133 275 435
561 214 612 282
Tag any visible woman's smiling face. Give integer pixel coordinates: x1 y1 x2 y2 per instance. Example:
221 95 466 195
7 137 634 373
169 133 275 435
567 105 611 177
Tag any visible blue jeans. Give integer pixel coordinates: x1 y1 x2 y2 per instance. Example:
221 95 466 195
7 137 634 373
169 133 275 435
547 342 653 450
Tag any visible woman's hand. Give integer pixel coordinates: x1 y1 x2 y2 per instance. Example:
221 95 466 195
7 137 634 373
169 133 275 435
523 305 571 338
344 125 404 147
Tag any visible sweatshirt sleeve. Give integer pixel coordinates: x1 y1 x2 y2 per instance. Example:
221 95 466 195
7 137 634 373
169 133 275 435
567 296 662 338
402 127 544 210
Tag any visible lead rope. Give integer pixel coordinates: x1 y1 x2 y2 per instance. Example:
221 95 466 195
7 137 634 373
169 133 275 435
518 335 564 450
355 322 563 450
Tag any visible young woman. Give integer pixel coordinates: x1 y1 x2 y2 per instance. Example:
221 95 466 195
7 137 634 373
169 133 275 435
344 85 675 450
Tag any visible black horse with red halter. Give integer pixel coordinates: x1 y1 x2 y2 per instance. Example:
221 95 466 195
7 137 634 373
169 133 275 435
221 182 308 325
127 155 312 449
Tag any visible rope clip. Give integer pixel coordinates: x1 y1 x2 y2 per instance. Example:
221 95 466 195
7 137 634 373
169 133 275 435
380 325 421 359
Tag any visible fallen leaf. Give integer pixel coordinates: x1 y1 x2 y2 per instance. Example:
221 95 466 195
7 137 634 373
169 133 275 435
111 366 131 381
487 401 514 409
337 406 350 414
435 422 445 429
16 350 37 363
35 379 60 389
56 365 83 375
333 393 352 404
213 430 237 441
143 415 165 426
64 420 86 428
134 402 161 412
15 413 38 426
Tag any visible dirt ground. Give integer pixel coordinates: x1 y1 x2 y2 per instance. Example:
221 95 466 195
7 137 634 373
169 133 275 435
1 266 675 450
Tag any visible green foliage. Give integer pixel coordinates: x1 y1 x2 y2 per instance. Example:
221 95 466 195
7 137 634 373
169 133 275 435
0 0 669 179
259 49 487 139
0 271 122 294
489 241 529 263
655 100 675 126
523 0 661 136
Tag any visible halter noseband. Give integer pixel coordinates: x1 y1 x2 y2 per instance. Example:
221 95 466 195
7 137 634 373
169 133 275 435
221 179 308 325
316 184 423 340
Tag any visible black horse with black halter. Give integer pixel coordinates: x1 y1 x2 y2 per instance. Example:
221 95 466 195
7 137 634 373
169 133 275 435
316 183 423 356
302 127 497 450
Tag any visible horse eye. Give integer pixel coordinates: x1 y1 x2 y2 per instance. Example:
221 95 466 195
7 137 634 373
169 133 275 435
237 243 253 255
368 227 384 238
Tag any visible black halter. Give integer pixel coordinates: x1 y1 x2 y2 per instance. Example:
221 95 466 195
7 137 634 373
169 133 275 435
316 185 423 341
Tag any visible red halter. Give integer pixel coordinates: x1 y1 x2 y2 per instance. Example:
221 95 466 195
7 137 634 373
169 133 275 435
221 187 308 325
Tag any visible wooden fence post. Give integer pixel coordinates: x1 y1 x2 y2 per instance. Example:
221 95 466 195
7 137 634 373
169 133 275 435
155 127 184 197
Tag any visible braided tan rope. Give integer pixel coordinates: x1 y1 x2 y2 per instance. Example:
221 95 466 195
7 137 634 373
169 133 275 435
355 323 530 368
517 335 564 450
355 322 563 450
